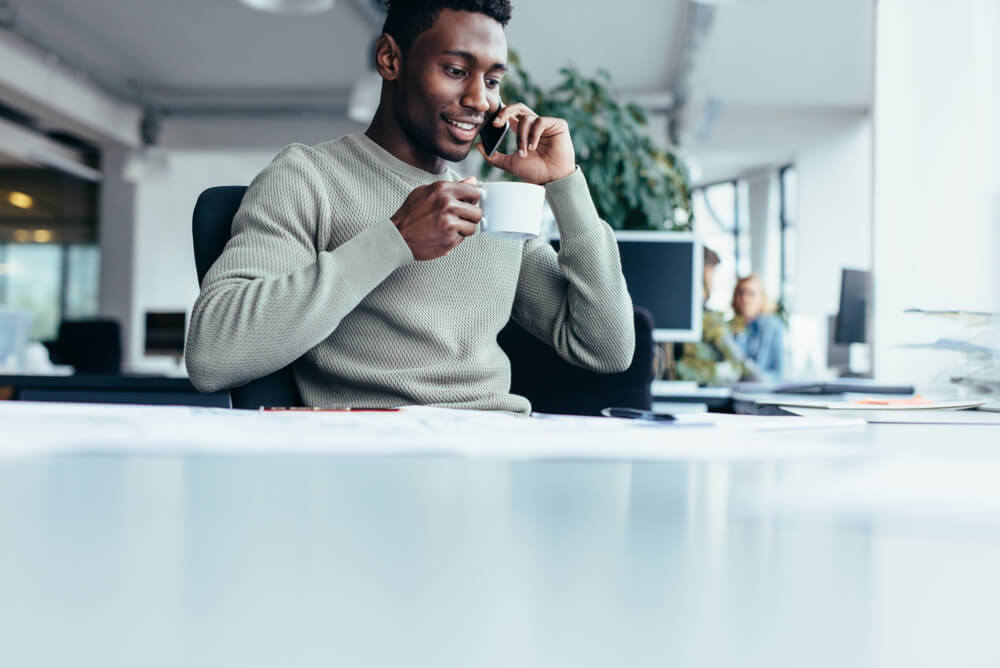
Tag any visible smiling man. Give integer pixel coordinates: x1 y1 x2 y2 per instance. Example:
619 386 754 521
186 0 635 413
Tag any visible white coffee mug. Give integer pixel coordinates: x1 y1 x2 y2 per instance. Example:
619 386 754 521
478 181 546 239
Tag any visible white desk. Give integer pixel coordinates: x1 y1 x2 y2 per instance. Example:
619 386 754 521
2 403 999 668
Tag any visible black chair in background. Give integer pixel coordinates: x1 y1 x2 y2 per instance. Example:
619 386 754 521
47 318 122 374
499 308 654 416
193 186 303 409
193 186 654 415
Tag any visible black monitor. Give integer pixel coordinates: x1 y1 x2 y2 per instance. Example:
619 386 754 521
834 269 870 344
144 312 187 357
552 231 702 341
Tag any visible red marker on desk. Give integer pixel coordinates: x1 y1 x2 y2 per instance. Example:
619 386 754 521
260 407 402 412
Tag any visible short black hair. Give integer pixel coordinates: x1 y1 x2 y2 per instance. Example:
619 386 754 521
381 0 513 54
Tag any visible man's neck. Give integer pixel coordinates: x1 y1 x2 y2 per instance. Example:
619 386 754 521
365 108 446 175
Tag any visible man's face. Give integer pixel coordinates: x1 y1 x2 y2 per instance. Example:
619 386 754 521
392 9 508 163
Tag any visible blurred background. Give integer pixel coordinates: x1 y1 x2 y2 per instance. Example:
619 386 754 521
0 0 997 386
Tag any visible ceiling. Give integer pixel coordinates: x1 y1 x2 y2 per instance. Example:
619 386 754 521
3 0 687 108
0 0 875 180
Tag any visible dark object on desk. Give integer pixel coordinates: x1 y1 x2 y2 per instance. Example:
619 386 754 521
834 268 870 345
0 374 229 407
145 312 186 358
47 319 122 374
499 306 654 417
601 406 674 421
193 186 304 410
774 381 915 395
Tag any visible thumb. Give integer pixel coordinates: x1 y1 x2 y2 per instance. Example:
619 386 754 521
460 176 478 185
476 141 511 171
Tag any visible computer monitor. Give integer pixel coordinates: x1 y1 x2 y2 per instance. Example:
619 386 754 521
551 231 702 342
144 312 187 357
834 269 870 344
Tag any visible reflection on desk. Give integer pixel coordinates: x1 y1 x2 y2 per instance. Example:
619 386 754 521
1 408 999 668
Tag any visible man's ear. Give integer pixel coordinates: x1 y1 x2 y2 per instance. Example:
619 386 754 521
374 33 402 81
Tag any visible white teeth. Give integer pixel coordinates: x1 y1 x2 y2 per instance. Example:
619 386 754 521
447 120 476 131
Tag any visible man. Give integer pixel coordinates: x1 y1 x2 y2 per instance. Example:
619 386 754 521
185 0 634 413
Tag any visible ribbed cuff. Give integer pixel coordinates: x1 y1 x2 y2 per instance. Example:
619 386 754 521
544 167 603 240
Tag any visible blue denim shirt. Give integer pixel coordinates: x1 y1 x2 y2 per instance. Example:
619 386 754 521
733 314 785 379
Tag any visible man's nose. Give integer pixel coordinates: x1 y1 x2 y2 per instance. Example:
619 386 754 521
462 78 491 113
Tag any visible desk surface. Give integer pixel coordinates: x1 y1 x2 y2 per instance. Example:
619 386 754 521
2 405 999 668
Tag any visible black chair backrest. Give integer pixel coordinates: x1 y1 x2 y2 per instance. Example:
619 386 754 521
192 186 303 409
498 306 654 416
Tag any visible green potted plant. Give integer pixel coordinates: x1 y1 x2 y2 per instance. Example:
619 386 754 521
481 51 693 231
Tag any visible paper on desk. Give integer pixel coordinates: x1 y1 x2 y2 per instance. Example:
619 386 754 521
785 406 1000 425
0 401 865 461
760 397 986 410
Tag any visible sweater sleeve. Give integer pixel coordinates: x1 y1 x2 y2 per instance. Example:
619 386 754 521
185 144 414 392
509 168 635 373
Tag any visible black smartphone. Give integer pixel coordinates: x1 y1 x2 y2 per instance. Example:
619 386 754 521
479 101 509 156
600 407 676 422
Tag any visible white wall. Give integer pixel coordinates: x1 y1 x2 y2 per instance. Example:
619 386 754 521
97 147 138 361
128 150 272 370
124 116 364 370
872 0 1000 384
794 117 873 318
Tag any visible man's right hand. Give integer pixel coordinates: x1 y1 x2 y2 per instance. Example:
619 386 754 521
391 177 482 261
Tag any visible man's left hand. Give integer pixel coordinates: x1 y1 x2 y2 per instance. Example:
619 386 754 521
477 103 576 185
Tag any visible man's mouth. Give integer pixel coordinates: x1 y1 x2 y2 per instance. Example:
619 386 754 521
444 116 482 142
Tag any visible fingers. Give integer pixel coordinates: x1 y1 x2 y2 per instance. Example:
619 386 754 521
528 117 546 151
516 114 535 157
445 199 482 224
453 220 478 238
477 141 512 171
450 179 483 204
493 101 534 127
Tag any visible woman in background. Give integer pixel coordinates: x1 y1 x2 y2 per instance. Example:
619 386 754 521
731 274 785 380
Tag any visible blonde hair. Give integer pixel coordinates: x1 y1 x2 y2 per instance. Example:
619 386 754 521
731 274 776 316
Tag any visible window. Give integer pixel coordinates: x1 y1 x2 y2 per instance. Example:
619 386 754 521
1 167 101 342
778 165 797 311
691 180 749 313
692 168 797 316
0 243 101 340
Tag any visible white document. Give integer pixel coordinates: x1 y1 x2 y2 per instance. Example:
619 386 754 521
759 398 986 411
785 406 1000 425
0 401 865 461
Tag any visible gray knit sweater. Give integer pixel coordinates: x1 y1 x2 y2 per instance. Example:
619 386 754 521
186 133 634 413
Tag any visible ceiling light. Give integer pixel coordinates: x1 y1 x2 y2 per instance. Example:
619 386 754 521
240 0 336 15
7 191 33 209
33 229 53 243
13 229 31 243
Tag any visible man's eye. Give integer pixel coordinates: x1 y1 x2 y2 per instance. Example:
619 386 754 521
486 78 502 89
445 66 465 77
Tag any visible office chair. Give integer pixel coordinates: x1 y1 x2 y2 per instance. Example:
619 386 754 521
192 186 303 409
47 318 123 374
498 307 654 416
193 186 654 415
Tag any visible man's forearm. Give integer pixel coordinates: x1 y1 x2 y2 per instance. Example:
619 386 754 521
512 169 635 373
